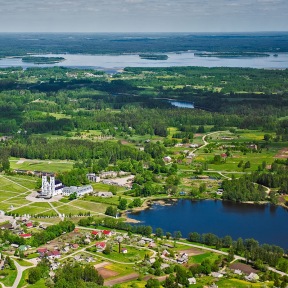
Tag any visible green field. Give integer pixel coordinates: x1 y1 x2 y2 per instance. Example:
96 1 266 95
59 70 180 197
10 158 74 173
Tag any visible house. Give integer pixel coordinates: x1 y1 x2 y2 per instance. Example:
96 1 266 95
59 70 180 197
102 230 112 237
148 242 157 248
142 237 153 243
91 230 102 237
190 144 199 148
161 263 170 270
247 144 258 150
177 253 188 264
71 244 79 249
163 156 172 163
84 238 91 245
138 240 145 246
51 263 59 271
121 248 128 254
211 272 223 278
245 272 259 282
26 222 33 228
188 277 197 285
62 246 70 253
96 192 113 198
19 245 29 252
234 269 242 275
221 153 227 158
95 242 106 251
19 233 32 239
162 249 170 257
37 248 48 256
11 244 19 248
86 173 101 183
47 250 61 259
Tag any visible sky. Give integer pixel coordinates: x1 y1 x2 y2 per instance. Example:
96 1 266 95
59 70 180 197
0 0 287 32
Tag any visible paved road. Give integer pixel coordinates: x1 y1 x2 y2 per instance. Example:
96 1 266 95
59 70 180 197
10 258 35 288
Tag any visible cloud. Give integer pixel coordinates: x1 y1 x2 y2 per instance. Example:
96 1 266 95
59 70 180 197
0 0 287 31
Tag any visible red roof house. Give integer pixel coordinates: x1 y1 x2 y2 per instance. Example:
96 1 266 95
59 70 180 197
37 248 48 254
19 233 32 239
26 222 33 228
95 242 106 250
102 230 112 236
91 230 102 237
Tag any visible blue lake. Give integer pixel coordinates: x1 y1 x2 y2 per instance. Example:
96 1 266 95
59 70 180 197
1 52 288 71
128 199 288 249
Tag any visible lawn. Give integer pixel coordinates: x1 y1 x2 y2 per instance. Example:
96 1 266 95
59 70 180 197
189 252 219 264
11 203 52 216
14 258 34 267
216 278 271 287
0 269 17 287
73 199 110 213
17 269 47 288
103 263 135 278
10 158 74 173
84 195 120 206
91 245 151 263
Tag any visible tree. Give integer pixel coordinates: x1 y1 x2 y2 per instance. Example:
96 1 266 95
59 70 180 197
145 278 160 288
155 228 163 238
83 265 103 285
166 232 171 239
244 161 251 169
68 192 77 200
188 232 200 243
173 231 182 240
118 199 127 210
28 267 42 284
105 206 117 217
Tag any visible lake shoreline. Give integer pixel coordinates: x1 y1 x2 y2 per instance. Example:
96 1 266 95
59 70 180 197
124 196 288 223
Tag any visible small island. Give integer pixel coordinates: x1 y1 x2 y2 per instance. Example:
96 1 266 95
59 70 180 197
139 54 168 60
194 52 270 58
22 56 65 64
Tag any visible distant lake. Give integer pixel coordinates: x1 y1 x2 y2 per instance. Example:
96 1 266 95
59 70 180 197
1 52 288 71
128 199 288 249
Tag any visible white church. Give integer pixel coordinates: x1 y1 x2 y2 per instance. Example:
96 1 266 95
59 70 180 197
39 174 92 199
40 174 64 198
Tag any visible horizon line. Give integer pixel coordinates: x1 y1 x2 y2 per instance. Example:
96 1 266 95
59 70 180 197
0 31 288 34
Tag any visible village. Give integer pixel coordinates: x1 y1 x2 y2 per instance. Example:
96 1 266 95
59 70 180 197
0 214 268 288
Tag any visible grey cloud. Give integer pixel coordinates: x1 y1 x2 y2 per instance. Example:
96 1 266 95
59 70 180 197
0 0 287 31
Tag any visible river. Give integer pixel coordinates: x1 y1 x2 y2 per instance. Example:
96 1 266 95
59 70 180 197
128 199 288 249
1 52 288 71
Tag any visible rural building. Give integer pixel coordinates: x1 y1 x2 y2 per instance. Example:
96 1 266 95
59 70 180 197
96 192 113 198
163 156 172 163
62 185 93 197
102 230 112 237
188 277 197 285
95 242 106 250
86 173 100 183
19 233 32 239
245 272 259 282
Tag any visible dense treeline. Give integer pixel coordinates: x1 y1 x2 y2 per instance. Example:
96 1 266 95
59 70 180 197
9 138 147 162
222 177 267 202
188 232 287 271
1 33 288 58
78 216 153 237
